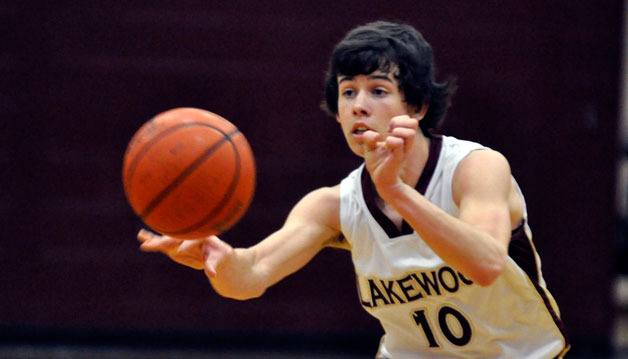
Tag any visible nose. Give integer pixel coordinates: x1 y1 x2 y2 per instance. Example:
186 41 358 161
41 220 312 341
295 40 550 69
352 92 370 117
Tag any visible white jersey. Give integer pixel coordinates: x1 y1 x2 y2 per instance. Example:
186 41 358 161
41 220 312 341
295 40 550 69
339 135 568 358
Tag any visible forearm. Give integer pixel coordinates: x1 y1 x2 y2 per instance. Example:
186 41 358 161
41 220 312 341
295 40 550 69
207 186 340 300
381 183 508 286
208 225 331 300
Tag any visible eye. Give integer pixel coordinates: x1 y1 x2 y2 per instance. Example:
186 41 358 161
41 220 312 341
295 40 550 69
372 87 388 97
341 88 356 98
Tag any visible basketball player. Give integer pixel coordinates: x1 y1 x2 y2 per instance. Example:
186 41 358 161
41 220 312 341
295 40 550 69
138 21 569 358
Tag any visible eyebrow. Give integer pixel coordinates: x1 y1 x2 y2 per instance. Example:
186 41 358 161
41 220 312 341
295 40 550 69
338 74 394 84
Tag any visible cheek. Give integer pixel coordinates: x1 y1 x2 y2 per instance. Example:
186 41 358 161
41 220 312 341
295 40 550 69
337 100 350 115
341 122 354 138
385 99 408 115
336 106 352 126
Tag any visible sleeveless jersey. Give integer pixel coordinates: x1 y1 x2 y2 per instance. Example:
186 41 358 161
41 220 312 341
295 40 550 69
339 135 568 358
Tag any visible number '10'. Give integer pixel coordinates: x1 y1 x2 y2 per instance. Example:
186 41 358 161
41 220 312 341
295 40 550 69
413 306 472 348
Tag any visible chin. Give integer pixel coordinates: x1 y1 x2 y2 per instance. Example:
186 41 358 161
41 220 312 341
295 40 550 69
350 146 365 158
343 137 365 157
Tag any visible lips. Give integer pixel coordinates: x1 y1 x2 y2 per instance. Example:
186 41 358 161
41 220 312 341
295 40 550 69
351 122 372 135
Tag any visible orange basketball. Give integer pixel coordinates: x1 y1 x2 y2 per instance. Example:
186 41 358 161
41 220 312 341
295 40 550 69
122 108 256 239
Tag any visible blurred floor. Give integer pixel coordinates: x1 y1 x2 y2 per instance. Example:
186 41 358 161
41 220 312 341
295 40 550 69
1 344 627 359
3 283 628 359
2 345 628 359
0 346 368 359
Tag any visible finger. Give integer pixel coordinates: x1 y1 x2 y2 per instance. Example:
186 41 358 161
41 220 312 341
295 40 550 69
177 239 202 254
389 115 418 130
390 127 416 153
137 229 156 243
201 235 231 251
204 261 217 278
383 137 405 166
140 235 182 252
203 242 218 278
384 136 405 150
202 236 231 278
390 127 416 139
362 130 382 151
173 255 204 270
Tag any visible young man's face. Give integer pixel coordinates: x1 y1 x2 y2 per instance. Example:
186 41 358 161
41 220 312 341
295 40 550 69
336 69 417 157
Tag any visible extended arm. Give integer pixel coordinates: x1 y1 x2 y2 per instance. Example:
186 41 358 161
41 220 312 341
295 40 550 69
140 186 341 300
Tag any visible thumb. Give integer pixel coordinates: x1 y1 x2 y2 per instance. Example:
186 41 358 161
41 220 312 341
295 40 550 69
202 236 231 277
362 130 382 152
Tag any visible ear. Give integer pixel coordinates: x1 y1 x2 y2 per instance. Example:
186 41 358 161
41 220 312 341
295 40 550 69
408 102 429 121
336 114 341 123
416 102 429 120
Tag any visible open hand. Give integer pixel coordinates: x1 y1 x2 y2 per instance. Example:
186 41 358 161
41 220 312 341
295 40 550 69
138 229 233 275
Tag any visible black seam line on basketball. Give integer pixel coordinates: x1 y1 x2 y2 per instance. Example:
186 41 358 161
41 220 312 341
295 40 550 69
125 122 203 195
125 121 233 197
168 137 242 235
139 128 242 219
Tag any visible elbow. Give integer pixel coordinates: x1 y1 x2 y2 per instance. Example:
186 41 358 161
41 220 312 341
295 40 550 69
224 291 265 301
215 286 266 301
473 269 502 287
470 255 507 287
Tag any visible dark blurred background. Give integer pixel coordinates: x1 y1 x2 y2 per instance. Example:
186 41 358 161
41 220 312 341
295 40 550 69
1 1 624 357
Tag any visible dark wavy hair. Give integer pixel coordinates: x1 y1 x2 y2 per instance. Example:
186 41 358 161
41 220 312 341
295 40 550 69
322 21 455 135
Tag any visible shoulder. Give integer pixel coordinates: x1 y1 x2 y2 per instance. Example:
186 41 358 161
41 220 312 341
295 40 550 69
457 149 511 174
288 185 341 232
452 149 512 203
305 185 353 250
298 185 340 207
440 135 487 160
282 185 345 249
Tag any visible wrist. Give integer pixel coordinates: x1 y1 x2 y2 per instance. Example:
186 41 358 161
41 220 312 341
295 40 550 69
376 181 410 204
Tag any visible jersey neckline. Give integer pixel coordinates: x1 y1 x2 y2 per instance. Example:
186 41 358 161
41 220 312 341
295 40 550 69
360 134 443 238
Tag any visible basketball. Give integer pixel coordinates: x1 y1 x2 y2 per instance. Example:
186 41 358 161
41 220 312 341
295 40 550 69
122 107 256 239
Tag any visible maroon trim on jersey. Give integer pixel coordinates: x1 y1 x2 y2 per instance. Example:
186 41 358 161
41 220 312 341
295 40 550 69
508 223 570 349
361 135 443 238
417 134 442 195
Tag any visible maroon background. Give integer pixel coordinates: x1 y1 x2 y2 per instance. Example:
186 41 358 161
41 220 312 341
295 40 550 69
1 1 622 356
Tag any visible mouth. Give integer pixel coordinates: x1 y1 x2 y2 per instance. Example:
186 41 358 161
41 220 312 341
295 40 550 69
351 123 371 136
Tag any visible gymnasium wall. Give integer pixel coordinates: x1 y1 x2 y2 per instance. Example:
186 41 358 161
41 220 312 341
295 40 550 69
1 1 622 356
